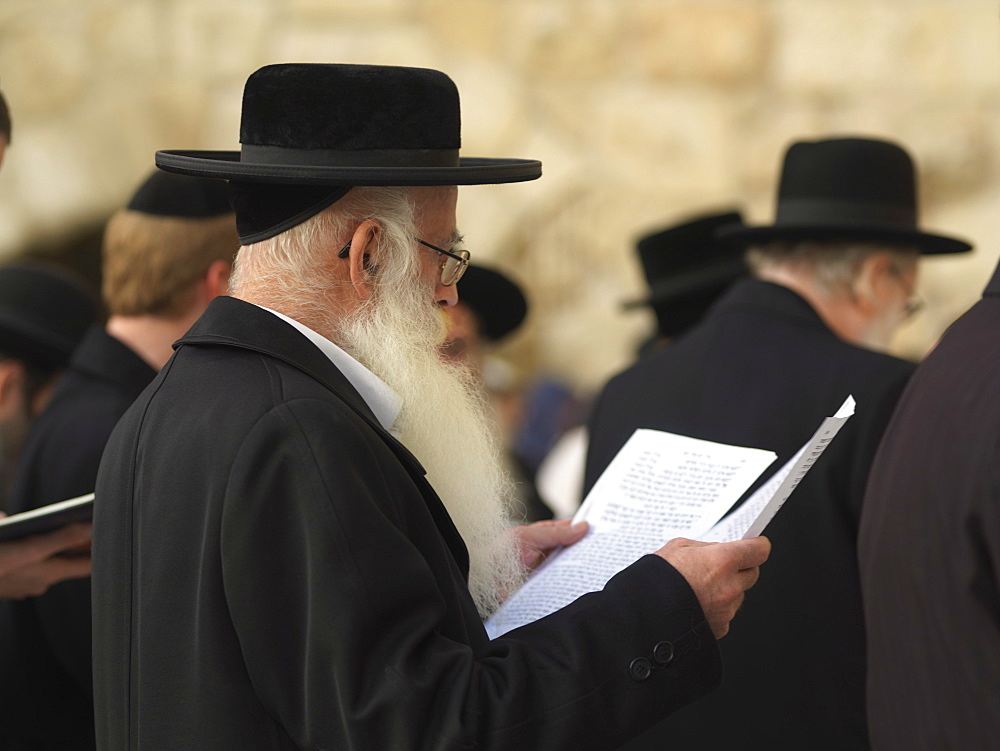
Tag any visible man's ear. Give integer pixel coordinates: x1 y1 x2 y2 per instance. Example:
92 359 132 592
205 260 232 299
346 220 381 300
0 360 26 421
852 253 893 313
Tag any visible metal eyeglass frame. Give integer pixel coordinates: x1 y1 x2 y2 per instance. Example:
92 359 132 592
337 237 470 286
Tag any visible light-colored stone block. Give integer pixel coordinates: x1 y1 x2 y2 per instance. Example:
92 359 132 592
507 0 623 81
906 5 1000 95
772 0 902 95
626 2 772 85
419 0 504 58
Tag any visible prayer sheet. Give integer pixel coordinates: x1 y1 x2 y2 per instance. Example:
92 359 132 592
702 395 855 542
485 396 855 639
486 431 777 638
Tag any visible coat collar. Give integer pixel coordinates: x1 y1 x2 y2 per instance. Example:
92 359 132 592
175 296 471 577
705 278 839 337
71 326 157 399
984 260 1000 299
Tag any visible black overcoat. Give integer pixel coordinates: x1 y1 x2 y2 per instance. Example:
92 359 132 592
92 297 723 750
0 327 155 750
859 262 1000 749
584 279 915 751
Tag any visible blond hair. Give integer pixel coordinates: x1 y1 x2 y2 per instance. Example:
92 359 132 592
102 210 238 317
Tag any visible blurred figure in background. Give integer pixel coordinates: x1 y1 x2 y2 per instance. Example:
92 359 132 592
624 210 748 357
859 256 1000 749
0 265 97 516
587 137 971 750
441 263 552 521
0 170 236 751
0 90 97 605
536 210 748 518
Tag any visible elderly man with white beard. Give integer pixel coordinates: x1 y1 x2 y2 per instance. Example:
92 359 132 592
91 64 770 751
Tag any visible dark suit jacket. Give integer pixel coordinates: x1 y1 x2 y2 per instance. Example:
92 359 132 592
0 327 155 751
92 297 723 750
859 263 1000 749
585 279 915 751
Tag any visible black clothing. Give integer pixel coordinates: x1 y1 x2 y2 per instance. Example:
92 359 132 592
585 279 915 751
92 297 722 750
859 263 1000 749
0 327 155 751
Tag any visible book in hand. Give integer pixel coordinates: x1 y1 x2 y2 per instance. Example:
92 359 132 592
485 396 855 639
0 493 95 543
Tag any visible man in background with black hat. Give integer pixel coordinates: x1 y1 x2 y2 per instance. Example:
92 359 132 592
92 63 770 750
0 90 96 605
586 137 971 750
0 170 236 751
537 210 750 519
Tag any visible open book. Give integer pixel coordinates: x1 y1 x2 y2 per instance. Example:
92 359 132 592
0 493 95 543
486 397 855 638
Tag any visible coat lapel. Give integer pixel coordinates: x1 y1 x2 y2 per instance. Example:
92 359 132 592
176 296 471 577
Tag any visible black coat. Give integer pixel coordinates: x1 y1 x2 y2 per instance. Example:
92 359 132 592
585 279 915 751
0 327 155 751
92 297 724 751
859 263 1000 749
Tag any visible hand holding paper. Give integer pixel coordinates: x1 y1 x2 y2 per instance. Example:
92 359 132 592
486 396 855 639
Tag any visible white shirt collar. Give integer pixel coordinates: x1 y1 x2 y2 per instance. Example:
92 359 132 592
254 305 403 436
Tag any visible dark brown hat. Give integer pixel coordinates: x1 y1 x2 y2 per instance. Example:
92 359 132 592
718 137 971 255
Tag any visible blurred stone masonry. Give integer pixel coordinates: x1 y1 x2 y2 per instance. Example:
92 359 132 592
1 0 998 393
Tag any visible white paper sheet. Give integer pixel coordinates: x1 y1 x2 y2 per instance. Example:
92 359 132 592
485 396 857 640
701 395 855 542
486 430 777 638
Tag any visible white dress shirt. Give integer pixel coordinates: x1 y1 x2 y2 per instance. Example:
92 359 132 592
255 305 403 437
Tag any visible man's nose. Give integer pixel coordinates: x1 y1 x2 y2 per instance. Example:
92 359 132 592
436 280 459 308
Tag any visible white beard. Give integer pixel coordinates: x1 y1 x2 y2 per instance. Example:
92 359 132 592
333 272 525 618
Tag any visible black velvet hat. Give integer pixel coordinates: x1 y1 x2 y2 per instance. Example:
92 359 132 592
718 137 971 255
127 171 233 217
156 64 542 244
624 211 748 339
456 264 527 342
0 262 98 368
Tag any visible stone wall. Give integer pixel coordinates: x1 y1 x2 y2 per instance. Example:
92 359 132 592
2 0 999 394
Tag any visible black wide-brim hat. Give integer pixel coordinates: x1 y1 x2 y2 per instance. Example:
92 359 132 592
623 210 747 310
156 64 542 244
457 264 528 343
718 137 971 255
0 262 98 368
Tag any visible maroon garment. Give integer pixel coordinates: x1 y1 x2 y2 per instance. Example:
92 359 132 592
860 262 1000 748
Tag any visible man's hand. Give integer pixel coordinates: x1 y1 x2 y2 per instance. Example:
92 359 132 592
0 522 93 600
657 536 771 639
510 518 589 573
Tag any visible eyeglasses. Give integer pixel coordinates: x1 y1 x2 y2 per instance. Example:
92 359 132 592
903 294 924 320
415 238 470 286
337 237 471 287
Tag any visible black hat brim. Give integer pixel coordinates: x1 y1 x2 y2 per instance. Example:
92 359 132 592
717 222 971 256
156 150 541 186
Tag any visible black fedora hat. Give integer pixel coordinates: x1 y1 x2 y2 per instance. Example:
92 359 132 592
718 137 971 255
456 264 528 342
624 210 747 310
156 64 541 244
0 262 98 368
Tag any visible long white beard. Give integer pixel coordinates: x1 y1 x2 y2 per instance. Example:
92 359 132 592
334 275 525 618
